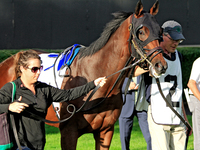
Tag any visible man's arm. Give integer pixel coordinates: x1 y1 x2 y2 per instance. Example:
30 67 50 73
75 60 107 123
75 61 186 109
187 79 200 101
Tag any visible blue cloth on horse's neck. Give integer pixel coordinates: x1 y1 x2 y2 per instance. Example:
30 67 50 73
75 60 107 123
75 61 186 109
57 44 80 71
46 44 80 71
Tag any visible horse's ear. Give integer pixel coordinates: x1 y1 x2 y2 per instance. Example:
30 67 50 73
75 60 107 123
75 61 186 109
134 0 144 18
149 0 159 16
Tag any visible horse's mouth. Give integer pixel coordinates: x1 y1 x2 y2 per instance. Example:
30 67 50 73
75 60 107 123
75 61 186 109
149 62 168 78
149 66 161 78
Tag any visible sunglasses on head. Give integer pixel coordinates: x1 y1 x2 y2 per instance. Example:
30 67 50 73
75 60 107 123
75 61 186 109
27 66 43 73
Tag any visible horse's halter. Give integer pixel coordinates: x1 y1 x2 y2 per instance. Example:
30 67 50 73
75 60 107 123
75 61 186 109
128 12 163 70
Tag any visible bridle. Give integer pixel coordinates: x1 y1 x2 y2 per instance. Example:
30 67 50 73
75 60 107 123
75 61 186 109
128 13 163 70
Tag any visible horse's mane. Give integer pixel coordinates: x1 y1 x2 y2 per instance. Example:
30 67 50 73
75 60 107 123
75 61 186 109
79 11 133 58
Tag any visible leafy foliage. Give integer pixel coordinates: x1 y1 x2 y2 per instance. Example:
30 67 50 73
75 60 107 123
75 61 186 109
178 47 200 89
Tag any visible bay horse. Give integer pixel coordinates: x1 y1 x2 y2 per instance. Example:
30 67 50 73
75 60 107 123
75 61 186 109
0 0 167 149
59 0 167 150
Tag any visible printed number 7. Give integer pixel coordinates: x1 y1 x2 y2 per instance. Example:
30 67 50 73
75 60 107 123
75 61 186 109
164 74 177 106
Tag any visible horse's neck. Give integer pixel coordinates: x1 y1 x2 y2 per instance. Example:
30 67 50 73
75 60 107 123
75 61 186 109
63 15 132 92
0 56 16 89
76 16 132 81
106 16 132 92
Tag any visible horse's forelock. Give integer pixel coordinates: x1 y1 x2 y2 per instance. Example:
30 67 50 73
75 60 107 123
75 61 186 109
79 11 133 58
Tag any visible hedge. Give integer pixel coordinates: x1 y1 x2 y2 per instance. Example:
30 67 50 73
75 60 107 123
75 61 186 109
177 47 200 89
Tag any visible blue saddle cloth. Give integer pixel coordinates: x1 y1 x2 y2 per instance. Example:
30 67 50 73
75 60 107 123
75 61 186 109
45 44 81 71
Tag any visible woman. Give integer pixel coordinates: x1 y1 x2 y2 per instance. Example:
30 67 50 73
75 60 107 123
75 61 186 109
0 50 106 150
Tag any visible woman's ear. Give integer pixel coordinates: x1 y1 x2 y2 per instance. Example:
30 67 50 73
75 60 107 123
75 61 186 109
20 66 24 72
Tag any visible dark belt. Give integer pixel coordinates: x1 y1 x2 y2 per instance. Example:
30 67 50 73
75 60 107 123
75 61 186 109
171 102 179 107
123 89 138 95
126 91 132 94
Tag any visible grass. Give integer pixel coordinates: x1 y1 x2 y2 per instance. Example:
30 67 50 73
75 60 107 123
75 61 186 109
44 115 194 150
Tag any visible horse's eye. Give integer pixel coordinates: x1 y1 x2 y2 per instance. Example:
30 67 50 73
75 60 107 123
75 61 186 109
138 30 144 35
137 29 146 41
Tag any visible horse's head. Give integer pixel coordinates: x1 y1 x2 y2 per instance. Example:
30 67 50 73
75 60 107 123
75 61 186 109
130 0 167 77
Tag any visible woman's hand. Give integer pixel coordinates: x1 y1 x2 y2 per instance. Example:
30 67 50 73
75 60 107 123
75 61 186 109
8 96 29 113
94 77 107 87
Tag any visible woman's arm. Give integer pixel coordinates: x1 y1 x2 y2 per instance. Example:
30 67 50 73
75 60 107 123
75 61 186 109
51 77 107 102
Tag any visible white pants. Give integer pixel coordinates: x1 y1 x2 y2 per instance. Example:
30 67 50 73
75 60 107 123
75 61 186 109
148 105 186 150
189 95 200 150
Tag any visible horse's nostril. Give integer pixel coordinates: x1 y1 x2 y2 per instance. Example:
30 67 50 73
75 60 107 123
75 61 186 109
154 62 167 74
155 62 161 70
157 63 160 69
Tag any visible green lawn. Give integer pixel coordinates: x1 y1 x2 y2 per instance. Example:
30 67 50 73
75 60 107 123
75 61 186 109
44 115 194 150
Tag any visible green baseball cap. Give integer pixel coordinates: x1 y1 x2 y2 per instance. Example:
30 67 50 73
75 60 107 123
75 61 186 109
162 20 185 40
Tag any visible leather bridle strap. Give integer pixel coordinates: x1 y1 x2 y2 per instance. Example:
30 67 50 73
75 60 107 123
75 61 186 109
123 65 136 105
145 47 163 62
155 78 192 150
131 36 154 67
22 57 142 124
23 109 76 124
79 56 138 112
155 78 191 129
